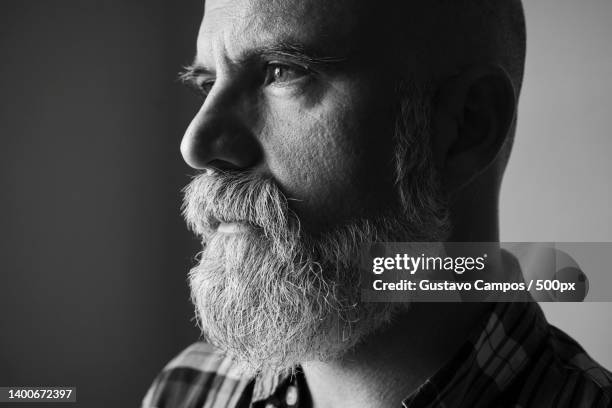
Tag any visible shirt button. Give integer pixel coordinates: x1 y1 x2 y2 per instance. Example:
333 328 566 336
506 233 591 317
285 385 298 406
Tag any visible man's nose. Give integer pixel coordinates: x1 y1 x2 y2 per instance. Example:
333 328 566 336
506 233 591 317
180 93 262 172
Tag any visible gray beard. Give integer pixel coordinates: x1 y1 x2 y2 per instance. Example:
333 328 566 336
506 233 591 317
183 175 447 374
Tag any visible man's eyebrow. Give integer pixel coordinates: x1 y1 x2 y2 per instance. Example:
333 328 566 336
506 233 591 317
249 41 349 67
178 63 214 84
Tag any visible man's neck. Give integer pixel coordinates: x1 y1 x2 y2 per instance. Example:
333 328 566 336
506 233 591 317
302 302 492 408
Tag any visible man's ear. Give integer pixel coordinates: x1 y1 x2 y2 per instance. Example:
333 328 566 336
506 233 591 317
432 64 516 195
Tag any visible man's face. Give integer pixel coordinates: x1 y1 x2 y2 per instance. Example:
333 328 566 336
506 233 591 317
181 0 399 231
182 0 448 373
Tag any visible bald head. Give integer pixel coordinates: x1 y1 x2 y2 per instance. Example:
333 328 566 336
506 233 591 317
365 1 525 95
197 0 526 92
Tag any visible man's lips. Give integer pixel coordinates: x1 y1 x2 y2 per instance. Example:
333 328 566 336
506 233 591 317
216 221 250 234
204 215 252 234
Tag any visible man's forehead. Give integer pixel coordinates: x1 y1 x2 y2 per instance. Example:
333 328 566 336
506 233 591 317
196 0 374 67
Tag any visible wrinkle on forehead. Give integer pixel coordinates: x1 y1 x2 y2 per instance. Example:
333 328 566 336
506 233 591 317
197 0 372 68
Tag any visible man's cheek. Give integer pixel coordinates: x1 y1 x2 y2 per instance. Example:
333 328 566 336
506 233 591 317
261 91 385 226
266 146 358 228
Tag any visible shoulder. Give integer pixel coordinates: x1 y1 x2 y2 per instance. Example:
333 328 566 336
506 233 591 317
141 342 255 408
550 325 612 405
513 324 612 407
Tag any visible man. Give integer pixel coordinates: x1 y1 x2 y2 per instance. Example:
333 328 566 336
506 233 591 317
143 0 612 406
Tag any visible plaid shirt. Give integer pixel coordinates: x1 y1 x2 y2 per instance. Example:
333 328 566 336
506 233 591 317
142 301 612 407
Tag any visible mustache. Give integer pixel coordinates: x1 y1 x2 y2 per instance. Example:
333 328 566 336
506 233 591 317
182 171 298 239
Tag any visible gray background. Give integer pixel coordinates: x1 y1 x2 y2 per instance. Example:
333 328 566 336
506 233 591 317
0 1 610 406
501 0 612 373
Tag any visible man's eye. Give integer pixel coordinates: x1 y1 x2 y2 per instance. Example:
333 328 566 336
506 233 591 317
196 80 215 98
184 78 215 100
264 63 308 86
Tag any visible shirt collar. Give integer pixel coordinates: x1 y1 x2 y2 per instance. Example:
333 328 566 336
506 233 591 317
401 300 548 408
252 368 287 403
400 250 549 407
